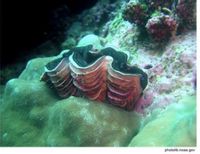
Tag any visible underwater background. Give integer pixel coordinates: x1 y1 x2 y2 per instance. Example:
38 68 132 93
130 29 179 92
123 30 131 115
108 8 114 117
0 0 196 147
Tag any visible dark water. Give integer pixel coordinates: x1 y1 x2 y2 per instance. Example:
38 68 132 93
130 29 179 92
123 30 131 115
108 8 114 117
0 0 98 84
1 0 98 67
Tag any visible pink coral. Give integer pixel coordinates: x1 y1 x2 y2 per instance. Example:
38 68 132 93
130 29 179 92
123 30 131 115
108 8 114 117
150 95 176 110
145 15 177 42
151 64 164 75
134 91 154 114
179 52 196 69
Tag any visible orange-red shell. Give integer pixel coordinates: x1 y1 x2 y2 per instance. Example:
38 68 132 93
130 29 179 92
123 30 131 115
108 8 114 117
41 45 148 111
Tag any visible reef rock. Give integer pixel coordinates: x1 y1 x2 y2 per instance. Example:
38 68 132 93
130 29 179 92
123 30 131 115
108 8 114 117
77 34 103 50
45 97 140 146
19 57 55 81
1 74 141 146
1 79 57 146
128 95 196 147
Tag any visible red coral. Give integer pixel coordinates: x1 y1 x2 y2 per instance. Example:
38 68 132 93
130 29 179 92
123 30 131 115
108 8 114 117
176 0 196 29
145 0 174 11
122 1 148 26
145 15 177 42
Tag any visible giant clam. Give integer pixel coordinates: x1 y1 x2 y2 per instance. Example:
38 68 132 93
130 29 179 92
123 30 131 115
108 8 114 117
41 45 148 110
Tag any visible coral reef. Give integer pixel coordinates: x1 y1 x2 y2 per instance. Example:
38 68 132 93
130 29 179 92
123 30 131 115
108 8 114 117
129 95 196 146
78 0 118 32
1 30 196 146
60 0 121 49
19 57 55 81
176 0 196 29
76 34 103 49
1 77 141 146
122 0 196 44
122 0 149 26
144 0 175 12
105 11 196 115
122 0 176 43
143 31 196 112
145 14 177 42
0 0 196 147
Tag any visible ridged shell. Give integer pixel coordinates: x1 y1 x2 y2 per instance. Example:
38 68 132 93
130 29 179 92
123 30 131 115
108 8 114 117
41 45 148 111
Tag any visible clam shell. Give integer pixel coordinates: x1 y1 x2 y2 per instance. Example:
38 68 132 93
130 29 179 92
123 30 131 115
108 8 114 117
41 45 148 110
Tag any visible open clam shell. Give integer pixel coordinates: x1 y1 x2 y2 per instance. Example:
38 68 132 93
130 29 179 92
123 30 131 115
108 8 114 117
41 45 148 110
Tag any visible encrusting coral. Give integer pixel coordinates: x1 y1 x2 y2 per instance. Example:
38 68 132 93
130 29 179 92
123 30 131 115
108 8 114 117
176 0 196 29
122 0 149 26
144 0 175 12
145 14 177 42
122 0 196 43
